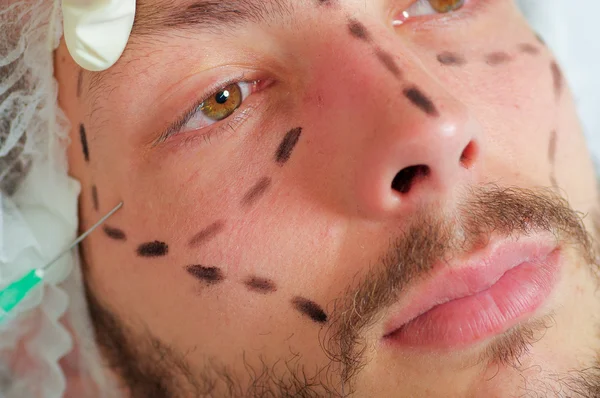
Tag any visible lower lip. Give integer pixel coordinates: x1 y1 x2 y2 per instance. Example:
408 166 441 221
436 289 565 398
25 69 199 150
385 250 561 349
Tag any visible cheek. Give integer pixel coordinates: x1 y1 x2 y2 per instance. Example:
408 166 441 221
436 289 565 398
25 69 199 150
553 95 598 212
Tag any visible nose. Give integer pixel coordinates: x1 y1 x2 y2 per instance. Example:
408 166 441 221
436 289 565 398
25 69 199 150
352 70 481 217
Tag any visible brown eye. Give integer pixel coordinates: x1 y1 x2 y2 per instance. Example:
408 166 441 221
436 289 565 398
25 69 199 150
394 0 466 25
428 0 465 13
200 83 243 121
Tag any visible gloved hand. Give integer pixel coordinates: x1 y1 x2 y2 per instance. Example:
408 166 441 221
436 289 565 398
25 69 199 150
62 0 136 71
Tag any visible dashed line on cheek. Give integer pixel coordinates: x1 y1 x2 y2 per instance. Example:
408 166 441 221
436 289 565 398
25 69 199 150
186 265 225 285
189 221 226 248
485 51 512 66
137 241 169 257
403 86 439 117
291 297 328 324
242 177 272 207
79 124 90 162
244 276 278 294
347 19 371 42
91 185 99 211
436 52 466 66
375 49 402 79
103 225 127 241
518 43 540 55
275 127 303 165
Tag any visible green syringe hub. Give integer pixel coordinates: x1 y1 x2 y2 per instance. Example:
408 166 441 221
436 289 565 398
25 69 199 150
0 269 44 324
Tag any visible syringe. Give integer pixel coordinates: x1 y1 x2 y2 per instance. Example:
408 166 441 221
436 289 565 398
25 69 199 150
0 202 123 324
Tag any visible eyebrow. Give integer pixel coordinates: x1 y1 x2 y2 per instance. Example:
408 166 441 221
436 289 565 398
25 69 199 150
132 0 294 36
86 0 295 118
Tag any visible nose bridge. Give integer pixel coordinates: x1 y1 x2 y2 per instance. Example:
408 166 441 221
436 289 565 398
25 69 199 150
351 45 482 217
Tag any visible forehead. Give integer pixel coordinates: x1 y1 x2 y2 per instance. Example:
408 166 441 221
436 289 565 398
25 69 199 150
132 0 297 36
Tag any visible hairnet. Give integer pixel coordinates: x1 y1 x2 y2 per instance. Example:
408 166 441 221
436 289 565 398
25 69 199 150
0 1 120 397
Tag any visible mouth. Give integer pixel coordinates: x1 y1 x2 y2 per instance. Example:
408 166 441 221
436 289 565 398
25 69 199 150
382 235 561 350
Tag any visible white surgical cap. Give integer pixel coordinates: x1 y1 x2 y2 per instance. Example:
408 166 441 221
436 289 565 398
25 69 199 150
0 1 598 397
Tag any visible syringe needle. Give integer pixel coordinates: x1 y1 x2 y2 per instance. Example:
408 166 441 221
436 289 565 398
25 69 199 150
41 202 123 271
0 202 123 323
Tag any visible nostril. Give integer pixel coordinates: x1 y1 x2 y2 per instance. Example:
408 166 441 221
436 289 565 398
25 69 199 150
391 165 431 194
460 141 478 169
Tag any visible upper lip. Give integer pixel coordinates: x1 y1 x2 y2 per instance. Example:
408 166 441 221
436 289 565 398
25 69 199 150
382 234 558 337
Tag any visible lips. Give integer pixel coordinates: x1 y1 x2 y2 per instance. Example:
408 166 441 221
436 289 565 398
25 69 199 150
382 236 561 349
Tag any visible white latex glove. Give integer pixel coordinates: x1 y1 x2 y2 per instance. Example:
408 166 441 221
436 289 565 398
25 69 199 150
62 0 136 71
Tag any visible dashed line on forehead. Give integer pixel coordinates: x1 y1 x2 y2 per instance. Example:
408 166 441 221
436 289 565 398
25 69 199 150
275 127 303 164
79 124 90 162
189 221 226 248
242 177 272 207
103 225 127 241
91 185 99 211
291 297 328 324
137 241 169 257
437 52 466 66
485 51 512 66
375 49 402 79
186 265 225 285
403 86 439 117
347 19 371 42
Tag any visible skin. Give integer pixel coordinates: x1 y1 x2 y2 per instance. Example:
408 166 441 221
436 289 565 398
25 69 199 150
54 0 600 396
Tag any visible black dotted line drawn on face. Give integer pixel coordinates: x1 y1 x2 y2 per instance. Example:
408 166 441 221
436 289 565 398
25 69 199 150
186 265 225 285
79 124 90 162
550 61 563 99
518 43 540 55
189 221 226 248
243 276 278 294
348 19 371 42
275 127 303 165
375 48 402 79
291 296 328 324
485 51 512 66
438 42 541 68
103 225 127 241
137 241 169 257
437 51 467 66
91 185 99 211
242 177 272 208
403 86 439 117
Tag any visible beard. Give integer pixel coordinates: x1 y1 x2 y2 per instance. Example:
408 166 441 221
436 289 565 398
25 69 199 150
79 185 600 398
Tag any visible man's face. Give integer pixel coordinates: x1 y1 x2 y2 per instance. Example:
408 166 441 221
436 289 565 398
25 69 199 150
55 0 600 396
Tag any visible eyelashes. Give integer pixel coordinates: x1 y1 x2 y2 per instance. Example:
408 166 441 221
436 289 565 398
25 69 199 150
156 78 272 146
